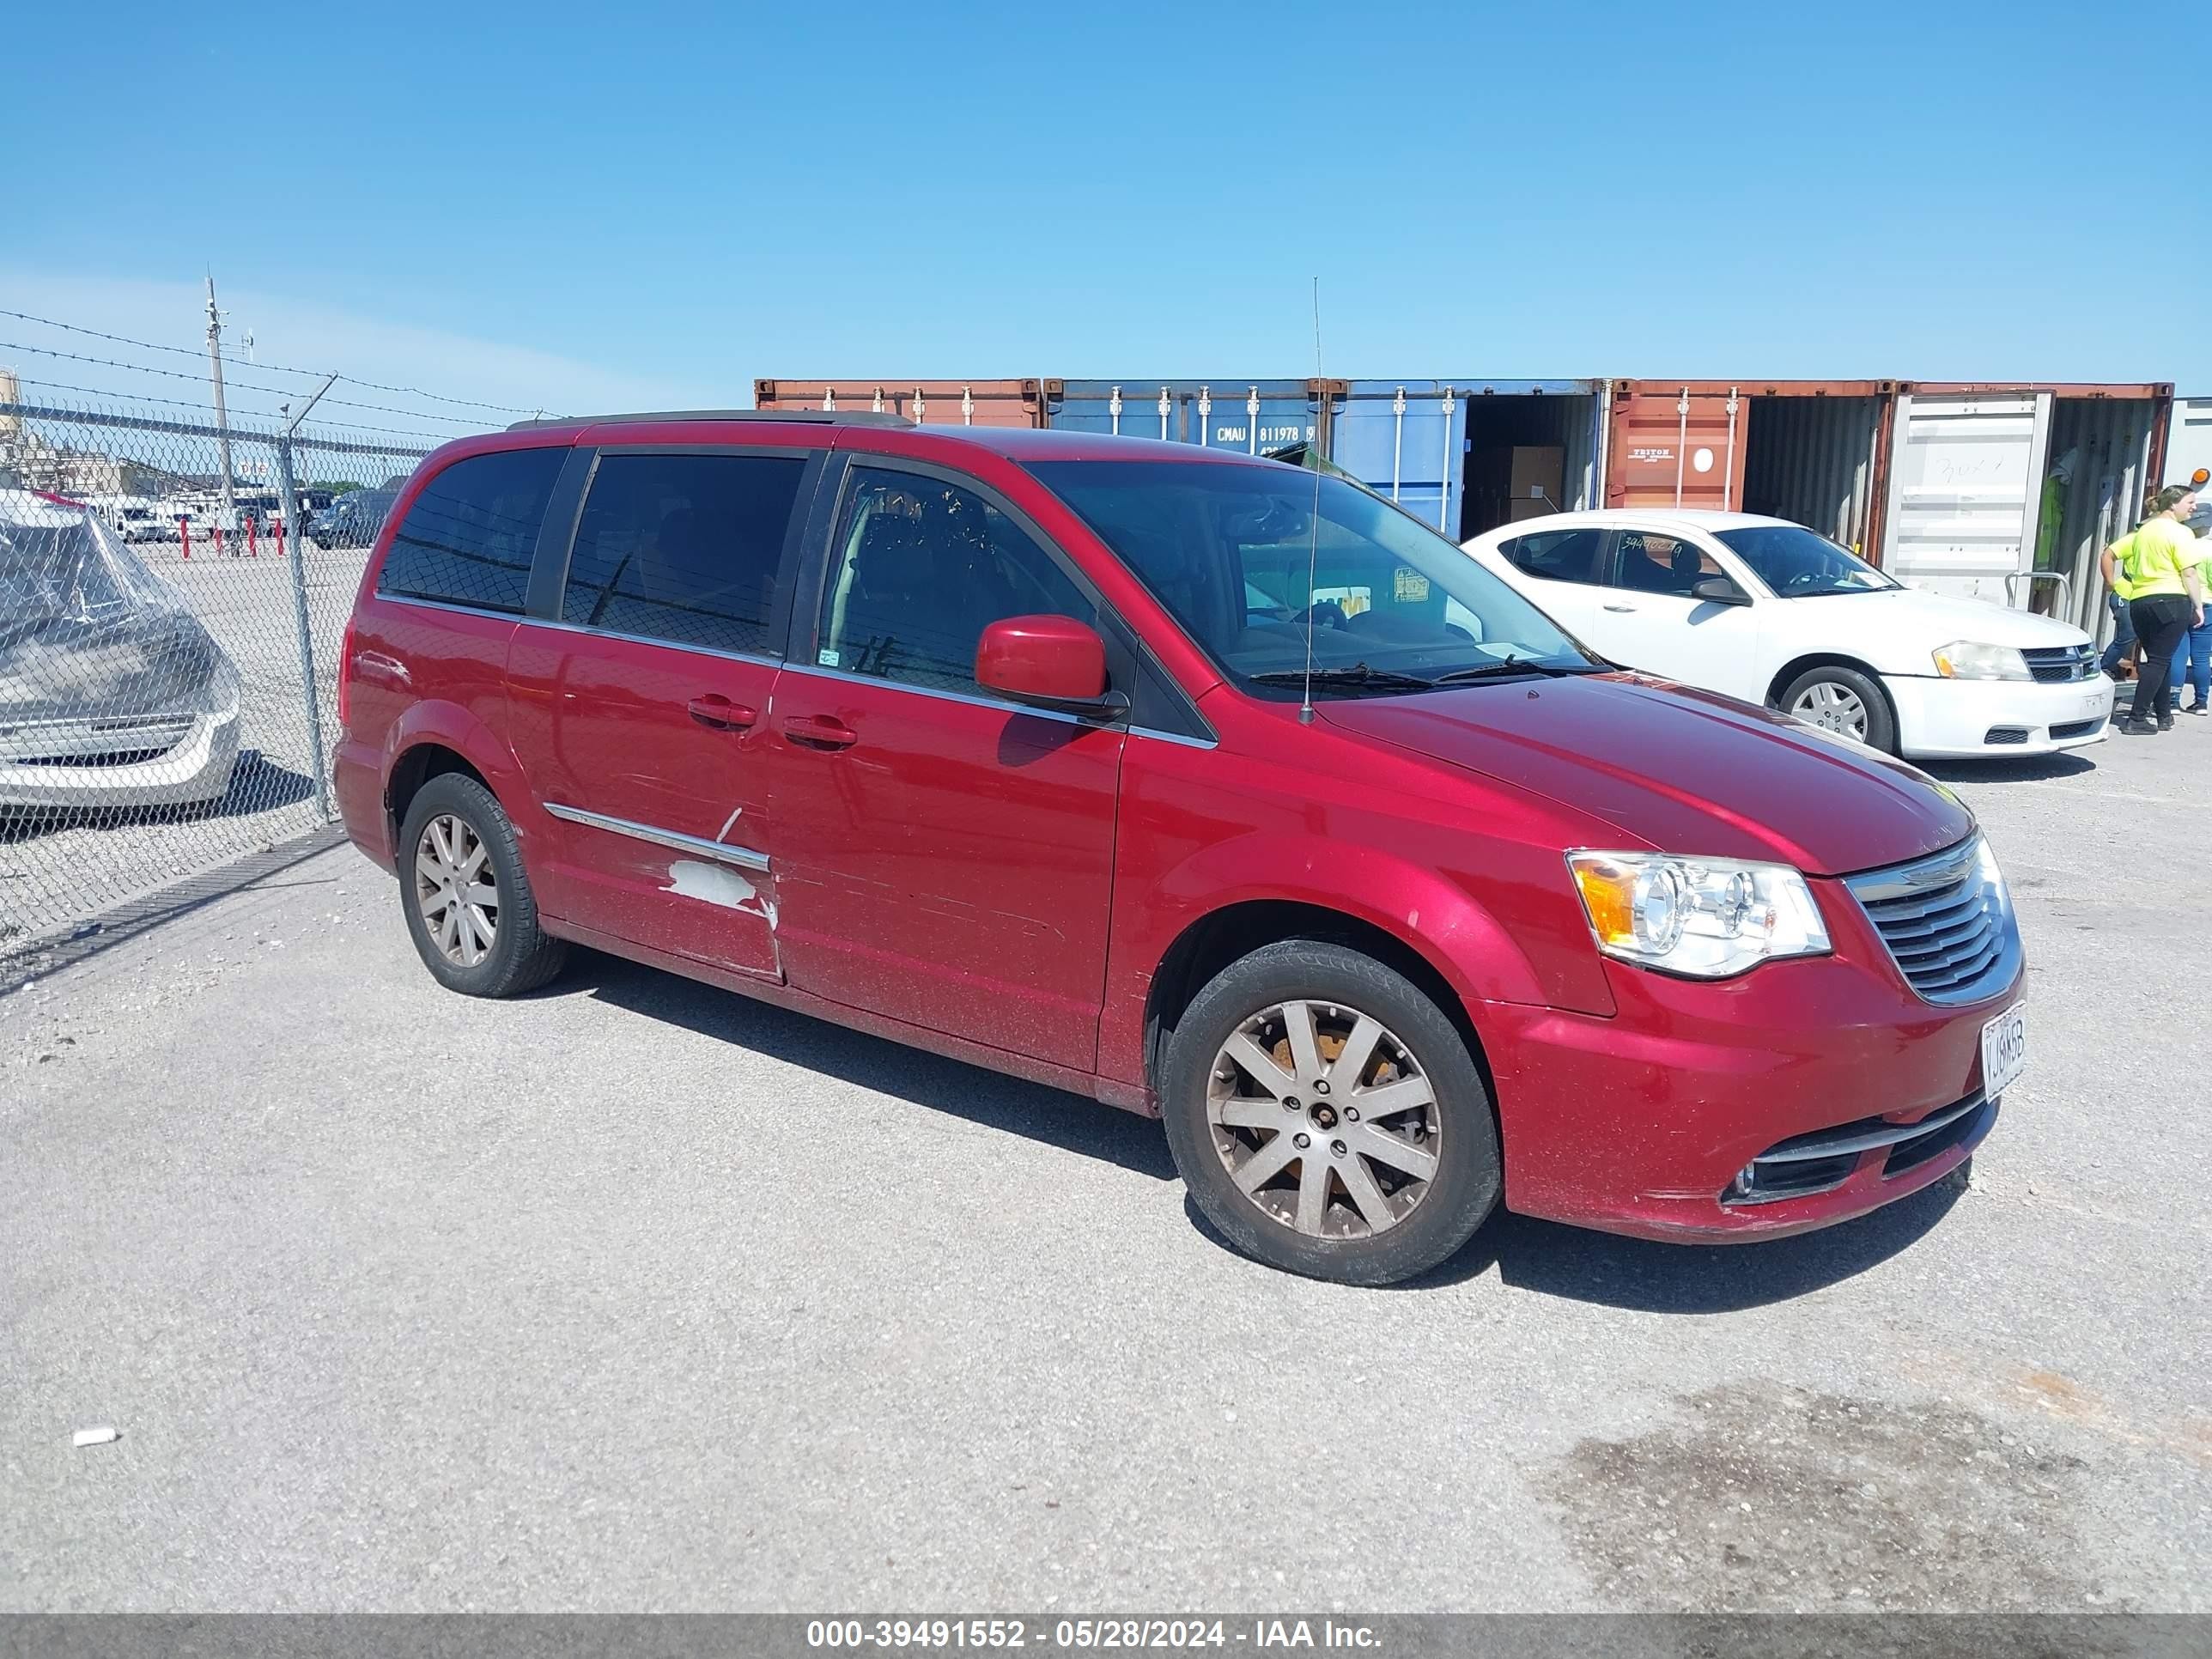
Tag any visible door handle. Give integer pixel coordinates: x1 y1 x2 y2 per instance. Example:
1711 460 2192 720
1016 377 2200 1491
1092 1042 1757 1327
687 695 757 731
1602 603 1638 613
779 712 859 750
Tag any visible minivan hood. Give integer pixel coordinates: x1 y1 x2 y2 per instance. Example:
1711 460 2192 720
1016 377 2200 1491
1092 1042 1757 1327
1320 674 1974 878
1844 586 2092 648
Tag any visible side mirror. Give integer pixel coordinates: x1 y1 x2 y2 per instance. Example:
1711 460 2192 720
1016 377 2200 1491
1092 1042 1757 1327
1692 577 1752 607
974 615 1126 715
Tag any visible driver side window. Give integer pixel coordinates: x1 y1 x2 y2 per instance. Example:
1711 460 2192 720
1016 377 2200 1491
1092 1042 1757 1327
819 467 1097 696
1606 529 1742 600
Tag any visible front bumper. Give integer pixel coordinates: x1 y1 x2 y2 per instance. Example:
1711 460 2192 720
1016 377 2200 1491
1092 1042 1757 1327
1478 880 2017 1242
1883 672 2112 758
0 699 241 810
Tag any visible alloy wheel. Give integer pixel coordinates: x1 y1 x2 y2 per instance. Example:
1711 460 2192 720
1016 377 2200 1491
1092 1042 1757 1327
1791 679 1869 741
1206 1000 1440 1239
414 812 499 967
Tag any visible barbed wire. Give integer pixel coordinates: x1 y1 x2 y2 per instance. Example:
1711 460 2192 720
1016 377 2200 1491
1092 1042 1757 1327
9 376 450 446
0 306 543 416
0 338 490 429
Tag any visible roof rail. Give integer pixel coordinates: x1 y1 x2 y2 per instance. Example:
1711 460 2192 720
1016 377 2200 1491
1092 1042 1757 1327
505 409 915 433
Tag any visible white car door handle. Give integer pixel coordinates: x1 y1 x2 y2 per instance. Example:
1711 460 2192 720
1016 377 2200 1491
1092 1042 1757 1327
1602 603 1638 612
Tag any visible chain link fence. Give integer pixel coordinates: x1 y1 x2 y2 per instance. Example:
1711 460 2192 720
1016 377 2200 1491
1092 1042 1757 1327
1 394 433 950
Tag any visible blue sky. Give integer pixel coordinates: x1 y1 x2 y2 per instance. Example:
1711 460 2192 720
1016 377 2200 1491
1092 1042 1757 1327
7 0 2206 428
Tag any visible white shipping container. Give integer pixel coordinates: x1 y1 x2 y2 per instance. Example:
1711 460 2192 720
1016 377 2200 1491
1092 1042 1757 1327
1880 384 2168 633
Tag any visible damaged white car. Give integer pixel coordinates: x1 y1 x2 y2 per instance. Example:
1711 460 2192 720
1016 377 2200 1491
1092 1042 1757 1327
0 489 240 813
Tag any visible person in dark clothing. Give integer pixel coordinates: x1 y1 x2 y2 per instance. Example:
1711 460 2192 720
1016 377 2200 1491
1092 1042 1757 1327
2102 486 2204 735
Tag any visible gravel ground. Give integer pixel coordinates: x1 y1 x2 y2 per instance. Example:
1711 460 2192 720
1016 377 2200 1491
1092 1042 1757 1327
1 720 2207 1613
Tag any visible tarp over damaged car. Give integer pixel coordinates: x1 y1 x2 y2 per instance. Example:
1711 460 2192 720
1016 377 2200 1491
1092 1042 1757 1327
0 489 240 810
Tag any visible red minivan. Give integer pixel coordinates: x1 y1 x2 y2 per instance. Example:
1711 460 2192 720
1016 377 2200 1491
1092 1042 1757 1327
334 412 2022 1284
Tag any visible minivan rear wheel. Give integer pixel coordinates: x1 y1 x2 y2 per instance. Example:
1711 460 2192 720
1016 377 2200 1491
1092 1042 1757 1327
397 774 567 998
1160 940 1501 1285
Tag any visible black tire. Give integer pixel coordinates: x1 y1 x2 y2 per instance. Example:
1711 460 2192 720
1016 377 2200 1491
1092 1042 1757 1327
1160 940 1501 1285
1778 664 1898 755
397 773 567 998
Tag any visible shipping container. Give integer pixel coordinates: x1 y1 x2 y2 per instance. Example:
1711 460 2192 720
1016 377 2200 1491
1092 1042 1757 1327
2166 393 2212 495
1879 383 2171 632
1604 381 1896 560
1328 380 1606 540
1040 380 1343 455
751 378 1049 428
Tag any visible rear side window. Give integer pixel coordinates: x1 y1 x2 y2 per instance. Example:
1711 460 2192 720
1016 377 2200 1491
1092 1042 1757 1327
376 448 564 614
1502 526 1602 585
562 453 808 655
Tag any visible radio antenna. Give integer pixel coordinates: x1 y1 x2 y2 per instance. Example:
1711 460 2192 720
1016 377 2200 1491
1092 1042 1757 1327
1299 276 1324 726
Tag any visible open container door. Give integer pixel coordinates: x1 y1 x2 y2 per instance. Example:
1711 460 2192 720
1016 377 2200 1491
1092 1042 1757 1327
1883 383 2172 623
1328 380 1606 541
1602 381 1895 559
1879 389 2053 606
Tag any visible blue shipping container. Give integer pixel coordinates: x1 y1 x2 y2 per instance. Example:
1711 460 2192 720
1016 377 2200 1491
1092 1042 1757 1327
1046 380 1335 453
1329 380 1607 540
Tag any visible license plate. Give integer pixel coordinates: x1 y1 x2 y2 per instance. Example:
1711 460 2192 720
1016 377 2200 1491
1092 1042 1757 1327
1981 1004 2027 1098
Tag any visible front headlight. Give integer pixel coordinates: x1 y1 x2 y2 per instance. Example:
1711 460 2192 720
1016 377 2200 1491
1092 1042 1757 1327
1932 641 2031 681
1567 852 1832 979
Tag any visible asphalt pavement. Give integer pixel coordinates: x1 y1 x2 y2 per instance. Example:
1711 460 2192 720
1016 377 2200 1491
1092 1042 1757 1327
2 719 2207 1612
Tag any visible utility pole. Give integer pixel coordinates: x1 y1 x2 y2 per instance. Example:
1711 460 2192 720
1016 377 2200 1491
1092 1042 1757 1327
204 274 236 526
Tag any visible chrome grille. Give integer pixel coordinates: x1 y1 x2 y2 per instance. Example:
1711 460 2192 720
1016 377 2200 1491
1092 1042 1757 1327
0 714 196 765
2022 644 2095 684
1845 836 2020 1005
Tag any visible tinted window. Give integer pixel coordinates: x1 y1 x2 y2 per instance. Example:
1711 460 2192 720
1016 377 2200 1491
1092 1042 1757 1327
1607 528 1740 598
1503 527 1602 585
376 449 562 614
1030 460 1595 697
562 453 807 654
820 467 1095 695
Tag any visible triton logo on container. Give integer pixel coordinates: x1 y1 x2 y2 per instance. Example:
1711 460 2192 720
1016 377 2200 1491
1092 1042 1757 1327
1628 445 1675 463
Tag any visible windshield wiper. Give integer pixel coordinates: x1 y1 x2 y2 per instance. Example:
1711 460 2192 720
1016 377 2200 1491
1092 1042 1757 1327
1247 665 1437 691
1431 656 1595 684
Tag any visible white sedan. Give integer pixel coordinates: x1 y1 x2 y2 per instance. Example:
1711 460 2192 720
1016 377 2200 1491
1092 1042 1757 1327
1461 509 2114 759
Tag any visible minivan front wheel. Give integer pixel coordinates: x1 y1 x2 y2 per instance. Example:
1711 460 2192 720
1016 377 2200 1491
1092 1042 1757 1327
1161 941 1501 1285
397 773 567 998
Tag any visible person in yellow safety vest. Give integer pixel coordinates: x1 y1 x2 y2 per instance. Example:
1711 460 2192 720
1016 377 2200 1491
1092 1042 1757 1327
2169 530 2212 715
2033 449 2075 605
2101 485 2205 735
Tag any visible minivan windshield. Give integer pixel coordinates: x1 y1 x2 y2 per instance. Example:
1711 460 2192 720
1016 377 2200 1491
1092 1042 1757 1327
1716 523 1898 597
1028 460 1601 696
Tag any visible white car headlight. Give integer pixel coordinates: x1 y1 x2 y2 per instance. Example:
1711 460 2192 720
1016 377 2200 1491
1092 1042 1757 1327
1932 641 2031 681
1567 852 1832 979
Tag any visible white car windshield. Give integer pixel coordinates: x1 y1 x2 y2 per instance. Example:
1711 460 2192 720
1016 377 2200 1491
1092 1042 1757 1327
1717 523 1898 597
1029 459 1601 697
